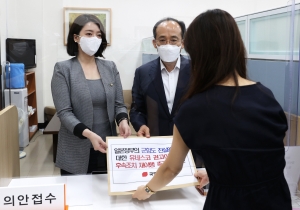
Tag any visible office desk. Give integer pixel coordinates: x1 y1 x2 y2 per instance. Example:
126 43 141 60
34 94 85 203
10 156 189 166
8 174 206 209
43 113 60 163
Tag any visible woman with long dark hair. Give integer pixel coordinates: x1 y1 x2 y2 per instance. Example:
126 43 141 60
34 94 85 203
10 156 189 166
51 14 131 175
132 9 292 209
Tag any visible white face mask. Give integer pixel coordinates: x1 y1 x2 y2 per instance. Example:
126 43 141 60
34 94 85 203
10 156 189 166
157 44 181 62
78 36 102 56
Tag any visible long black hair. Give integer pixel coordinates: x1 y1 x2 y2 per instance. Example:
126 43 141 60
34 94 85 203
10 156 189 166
184 9 247 100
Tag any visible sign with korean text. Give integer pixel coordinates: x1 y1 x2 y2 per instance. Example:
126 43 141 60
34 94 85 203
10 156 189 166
0 184 65 209
107 137 198 195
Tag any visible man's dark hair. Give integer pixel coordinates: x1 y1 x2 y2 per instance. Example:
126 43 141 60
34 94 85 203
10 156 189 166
67 14 107 57
153 17 186 39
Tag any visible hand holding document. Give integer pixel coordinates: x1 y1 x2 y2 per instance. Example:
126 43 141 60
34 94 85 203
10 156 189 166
194 169 209 196
106 136 198 195
194 169 209 188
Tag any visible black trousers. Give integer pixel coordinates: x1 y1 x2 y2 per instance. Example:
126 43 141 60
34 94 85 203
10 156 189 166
60 148 107 176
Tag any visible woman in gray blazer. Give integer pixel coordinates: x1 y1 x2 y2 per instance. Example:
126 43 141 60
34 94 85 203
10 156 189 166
51 14 131 175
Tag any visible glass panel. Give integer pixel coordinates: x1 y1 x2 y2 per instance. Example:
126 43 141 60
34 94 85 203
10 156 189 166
141 37 157 54
249 10 300 55
236 20 246 46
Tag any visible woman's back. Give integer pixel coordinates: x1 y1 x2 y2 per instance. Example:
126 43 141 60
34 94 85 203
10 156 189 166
175 82 292 209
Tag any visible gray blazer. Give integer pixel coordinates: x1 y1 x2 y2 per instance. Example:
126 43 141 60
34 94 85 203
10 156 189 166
51 57 127 174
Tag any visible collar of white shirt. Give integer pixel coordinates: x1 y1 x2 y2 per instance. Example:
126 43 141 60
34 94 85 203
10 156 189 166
160 56 181 72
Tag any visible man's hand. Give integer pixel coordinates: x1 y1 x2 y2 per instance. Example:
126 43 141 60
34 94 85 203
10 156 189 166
137 125 150 138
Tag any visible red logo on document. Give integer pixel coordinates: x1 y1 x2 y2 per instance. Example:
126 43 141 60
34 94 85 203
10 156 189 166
142 172 148 177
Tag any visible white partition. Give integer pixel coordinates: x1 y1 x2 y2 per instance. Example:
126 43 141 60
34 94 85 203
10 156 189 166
235 3 300 60
235 16 248 52
0 105 20 187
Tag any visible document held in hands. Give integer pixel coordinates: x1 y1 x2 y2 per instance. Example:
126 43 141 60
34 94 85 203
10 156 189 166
106 136 198 195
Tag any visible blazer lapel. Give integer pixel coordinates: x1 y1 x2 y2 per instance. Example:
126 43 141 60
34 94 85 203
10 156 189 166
149 58 170 117
71 58 93 128
72 57 92 103
95 58 109 90
171 56 190 116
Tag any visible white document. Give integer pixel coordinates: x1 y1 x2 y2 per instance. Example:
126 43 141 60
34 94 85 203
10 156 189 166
65 175 93 207
284 146 300 196
107 137 198 194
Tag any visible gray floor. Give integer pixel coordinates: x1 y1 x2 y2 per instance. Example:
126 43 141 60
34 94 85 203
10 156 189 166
20 131 60 178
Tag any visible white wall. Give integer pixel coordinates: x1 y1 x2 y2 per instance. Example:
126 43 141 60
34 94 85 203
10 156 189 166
3 0 295 122
0 0 7 109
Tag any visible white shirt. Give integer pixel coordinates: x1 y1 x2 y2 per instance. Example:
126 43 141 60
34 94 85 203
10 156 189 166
160 57 181 114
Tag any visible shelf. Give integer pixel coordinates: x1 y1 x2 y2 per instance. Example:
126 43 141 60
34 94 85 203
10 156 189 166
28 112 36 118
25 71 35 76
29 130 37 139
28 90 36 96
26 71 38 141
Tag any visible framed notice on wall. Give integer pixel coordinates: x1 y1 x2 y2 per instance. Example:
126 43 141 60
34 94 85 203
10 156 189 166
106 136 198 195
63 7 111 46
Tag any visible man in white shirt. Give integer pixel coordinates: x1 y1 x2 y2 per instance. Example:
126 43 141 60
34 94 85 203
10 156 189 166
130 17 191 137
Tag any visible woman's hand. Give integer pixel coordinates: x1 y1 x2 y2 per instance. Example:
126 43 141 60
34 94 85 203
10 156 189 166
119 119 131 138
90 132 107 153
194 169 209 189
132 185 152 200
83 129 107 153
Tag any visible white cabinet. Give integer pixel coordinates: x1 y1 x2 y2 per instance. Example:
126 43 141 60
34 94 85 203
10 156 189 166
4 88 29 148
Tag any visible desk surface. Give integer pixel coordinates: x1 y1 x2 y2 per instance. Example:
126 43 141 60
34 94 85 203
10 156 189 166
8 175 300 209
44 113 60 134
8 174 206 210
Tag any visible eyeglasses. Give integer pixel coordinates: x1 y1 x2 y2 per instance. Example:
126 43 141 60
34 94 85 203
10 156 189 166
75 34 102 39
155 39 181 45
